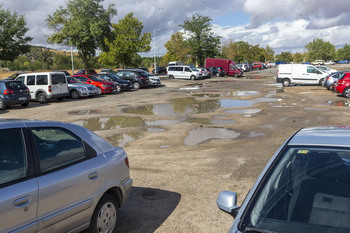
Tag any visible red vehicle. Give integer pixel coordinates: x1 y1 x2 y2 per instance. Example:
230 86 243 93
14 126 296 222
335 72 350 97
205 58 243 77
252 62 263 70
72 74 117 95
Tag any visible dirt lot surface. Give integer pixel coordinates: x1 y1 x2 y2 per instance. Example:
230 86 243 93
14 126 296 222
3 64 350 232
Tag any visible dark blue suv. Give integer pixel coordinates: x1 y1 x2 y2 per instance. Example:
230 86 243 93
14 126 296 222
0 80 31 110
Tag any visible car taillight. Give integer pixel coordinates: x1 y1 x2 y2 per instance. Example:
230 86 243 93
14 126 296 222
125 157 130 168
48 85 52 92
3 89 14 95
140 76 146 80
27 88 29 94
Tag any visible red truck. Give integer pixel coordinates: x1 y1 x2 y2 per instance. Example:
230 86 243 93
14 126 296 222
205 58 243 77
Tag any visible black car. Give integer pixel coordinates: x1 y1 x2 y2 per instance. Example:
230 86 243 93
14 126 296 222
97 73 132 91
115 69 150 89
53 71 71 76
138 67 149 72
4 73 24 80
152 66 167 75
0 80 31 110
207 67 225 77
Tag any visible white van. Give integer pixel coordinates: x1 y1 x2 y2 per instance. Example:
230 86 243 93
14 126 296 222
167 65 202 80
167 61 184 67
16 72 69 103
276 64 328 87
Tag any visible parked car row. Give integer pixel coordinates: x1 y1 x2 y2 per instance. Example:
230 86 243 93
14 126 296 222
1 69 162 110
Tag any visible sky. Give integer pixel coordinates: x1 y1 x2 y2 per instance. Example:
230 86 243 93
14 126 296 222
1 0 350 57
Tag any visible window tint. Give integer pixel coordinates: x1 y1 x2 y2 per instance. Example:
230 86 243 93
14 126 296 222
307 66 318 74
0 128 26 186
185 67 191 72
116 72 124 78
168 67 175 71
27 76 35 85
5 81 27 89
126 72 135 78
16 76 25 84
36 75 48 85
31 128 85 173
52 74 66 84
75 76 88 82
175 67 183 72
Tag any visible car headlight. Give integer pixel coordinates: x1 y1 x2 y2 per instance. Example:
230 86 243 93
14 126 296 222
79 87 88 91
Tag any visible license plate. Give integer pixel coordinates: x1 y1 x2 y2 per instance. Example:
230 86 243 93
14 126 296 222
19 97 27 101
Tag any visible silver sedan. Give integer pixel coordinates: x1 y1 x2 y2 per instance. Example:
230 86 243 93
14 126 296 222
0 119 132 233
218 127 350 233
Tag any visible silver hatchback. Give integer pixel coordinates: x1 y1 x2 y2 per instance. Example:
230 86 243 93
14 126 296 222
218 127 350 233
0 119 132 233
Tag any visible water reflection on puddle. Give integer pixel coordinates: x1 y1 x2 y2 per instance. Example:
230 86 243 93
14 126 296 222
146 118 185 126
108 133 142 147
68 109 102 115
327 100 350 107
73 116 145 131
147 128 166 132
184 127 240 146
224 109 261 114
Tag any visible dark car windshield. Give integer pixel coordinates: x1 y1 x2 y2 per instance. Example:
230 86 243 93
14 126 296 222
5 81 27 89
241 146 350 233
88 75 103 82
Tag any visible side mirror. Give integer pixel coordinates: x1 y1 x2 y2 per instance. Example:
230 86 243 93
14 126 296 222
217 191 240 218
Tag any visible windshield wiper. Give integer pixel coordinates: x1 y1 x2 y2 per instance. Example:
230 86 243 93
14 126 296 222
244 227 277 233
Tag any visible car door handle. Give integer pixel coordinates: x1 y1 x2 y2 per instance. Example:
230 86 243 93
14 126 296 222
88 172 98 180
13 196 32 208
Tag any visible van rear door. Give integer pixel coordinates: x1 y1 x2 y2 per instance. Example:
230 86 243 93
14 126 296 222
51 73 68 96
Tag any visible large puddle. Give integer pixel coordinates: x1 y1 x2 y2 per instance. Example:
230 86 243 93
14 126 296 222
108 133 142 147
224 109 262 114
73 116 146 131
122 97 278 117
184 127 240 146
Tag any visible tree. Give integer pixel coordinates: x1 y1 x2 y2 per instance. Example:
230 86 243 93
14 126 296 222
336 44 350 61
305 38 336 61
163 32 191 64
293 52 304 63
99 12 151 68
46 0 117 74
0 6 32 61
180 13 221 66
275 51 293 62
264 45 275 62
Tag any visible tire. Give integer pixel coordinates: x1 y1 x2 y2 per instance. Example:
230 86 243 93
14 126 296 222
216 73 220 77
87 194 119 233
282 79 290 87
234 73 238 78
21 101 30 107
133 82 140 89
37 93 47 103
343 87 350 98
318 78 324 86
70 89 80 99
97 87 102 95
0 98 6 110
169 75 174 79
190 75 195 80
116 85 121 92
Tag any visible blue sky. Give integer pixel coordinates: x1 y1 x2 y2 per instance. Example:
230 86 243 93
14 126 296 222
1 0 350 57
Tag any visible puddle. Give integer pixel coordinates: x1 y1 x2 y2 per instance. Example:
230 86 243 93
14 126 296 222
224 109 261 114
185 118 236 125
327 100 350 107
147 128 166 132
72 116 145 131
108 132 142 147
229 90 260 96
160 145 171 148
184 127 240 146
145 118 185 126
68 109 102 115
210 119 236 125
193 93 221 98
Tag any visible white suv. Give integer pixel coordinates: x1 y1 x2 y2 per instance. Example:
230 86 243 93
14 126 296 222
16 72 69 103
167 65 202 80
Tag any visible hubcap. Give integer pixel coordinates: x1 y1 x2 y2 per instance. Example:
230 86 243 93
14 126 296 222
96 202 117 233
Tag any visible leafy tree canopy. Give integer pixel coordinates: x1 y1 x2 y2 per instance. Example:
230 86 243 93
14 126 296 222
46 0 117 73
305 38 335 61
0 5 32 61
99 12 151 68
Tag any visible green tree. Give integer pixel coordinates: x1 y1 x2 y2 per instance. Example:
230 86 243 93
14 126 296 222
336 44 350 61
305 38 336 61
275 51 293 62
0 6 32 61
293 52 304 63
46 0 117 74
264 45 275 62
99 12 151 68
164 32 191 64
180 13 221 66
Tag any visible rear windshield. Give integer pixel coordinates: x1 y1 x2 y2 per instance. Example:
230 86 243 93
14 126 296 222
52 74 66 84
5 81 27 89
37 75 48 85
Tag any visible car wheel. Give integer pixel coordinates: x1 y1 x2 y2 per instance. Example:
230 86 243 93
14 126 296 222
190 75 195 80
216 73 220 77
97 87 102 95
37 93 47 103
133 82 140 89
87 194 119 233
282 79 290 87
21 101 30 107
116 85 121 92
318 78 324 86
0 98 6 110
343 87 350 98
70 90 80 99
234 73 238 78
169 75 174 79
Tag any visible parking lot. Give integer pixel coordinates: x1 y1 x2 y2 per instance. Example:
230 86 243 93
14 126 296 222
3 64 350 232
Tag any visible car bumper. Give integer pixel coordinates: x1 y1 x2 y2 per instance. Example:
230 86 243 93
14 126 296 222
3 94 31 105
121 178 133 204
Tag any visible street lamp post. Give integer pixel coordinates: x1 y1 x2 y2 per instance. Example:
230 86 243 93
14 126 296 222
153 28 162 73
